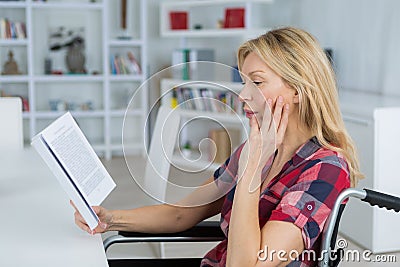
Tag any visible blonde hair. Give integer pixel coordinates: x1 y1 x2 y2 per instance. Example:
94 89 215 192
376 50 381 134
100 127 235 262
237 27 363 187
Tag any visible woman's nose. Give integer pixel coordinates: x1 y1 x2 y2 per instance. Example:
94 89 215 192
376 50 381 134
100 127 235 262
238 83 252 103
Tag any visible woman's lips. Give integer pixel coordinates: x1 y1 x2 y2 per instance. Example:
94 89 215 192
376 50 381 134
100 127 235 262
244 109 257 119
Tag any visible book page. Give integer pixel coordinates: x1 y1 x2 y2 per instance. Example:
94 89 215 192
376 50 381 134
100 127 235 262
41 112 115 205
31 133 99 230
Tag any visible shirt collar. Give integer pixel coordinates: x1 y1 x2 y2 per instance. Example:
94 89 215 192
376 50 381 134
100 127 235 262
291 136 321 166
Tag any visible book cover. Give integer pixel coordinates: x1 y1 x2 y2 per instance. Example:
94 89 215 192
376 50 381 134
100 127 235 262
224 8 245 28
0 18 5 39
110 55 116 74
127 51 141 75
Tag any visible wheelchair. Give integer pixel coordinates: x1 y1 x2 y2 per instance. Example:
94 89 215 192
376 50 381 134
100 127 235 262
103 187 400 267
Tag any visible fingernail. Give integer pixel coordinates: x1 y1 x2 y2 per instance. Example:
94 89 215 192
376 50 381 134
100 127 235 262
268 98 273 105
285 104 289 110
101 223 107 229
278 96 283 103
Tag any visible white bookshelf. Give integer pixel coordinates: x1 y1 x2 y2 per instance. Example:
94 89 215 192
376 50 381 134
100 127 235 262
30 2 104 10
158 0 275 169
160 0 273 38
0 39 28 46
160 78 248 170
0 75 29 82
0 0 148 160
0 1 26 8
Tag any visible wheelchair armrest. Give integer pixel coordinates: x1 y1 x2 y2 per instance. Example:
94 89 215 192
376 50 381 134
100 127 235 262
320 188 400 267
363 188 400 212
104 221 224 252
119 220 224 238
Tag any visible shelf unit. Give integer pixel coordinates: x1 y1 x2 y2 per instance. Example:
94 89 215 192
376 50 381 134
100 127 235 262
158 1 274 169
0 0 148 160
160 78 248 171
160 0 273 38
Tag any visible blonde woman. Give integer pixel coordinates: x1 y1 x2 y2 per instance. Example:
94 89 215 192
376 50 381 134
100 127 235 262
72 27 362 266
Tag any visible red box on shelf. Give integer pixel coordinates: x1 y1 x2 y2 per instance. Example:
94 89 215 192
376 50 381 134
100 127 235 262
224 7 245 28
169 11 188 30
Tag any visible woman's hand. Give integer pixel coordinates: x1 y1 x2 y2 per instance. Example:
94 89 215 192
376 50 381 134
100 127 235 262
238 96 289 190
70 200 113 235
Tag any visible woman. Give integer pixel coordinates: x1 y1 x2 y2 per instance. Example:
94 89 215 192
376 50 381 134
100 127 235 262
73 27 362 266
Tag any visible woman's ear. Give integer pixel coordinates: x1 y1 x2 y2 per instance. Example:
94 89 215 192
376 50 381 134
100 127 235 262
293 90 300 104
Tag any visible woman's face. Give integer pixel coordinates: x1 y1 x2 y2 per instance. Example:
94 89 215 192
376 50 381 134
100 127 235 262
239 52 298 126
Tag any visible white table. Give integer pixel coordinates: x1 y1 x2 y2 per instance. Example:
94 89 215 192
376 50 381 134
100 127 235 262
0 148 109 267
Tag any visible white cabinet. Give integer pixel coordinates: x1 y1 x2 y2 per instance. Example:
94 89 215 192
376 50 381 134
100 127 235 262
0 0 148 160
339 90 400 253
160 0 273 38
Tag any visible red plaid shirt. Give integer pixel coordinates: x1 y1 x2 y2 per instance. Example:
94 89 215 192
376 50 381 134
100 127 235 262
201 137 350 267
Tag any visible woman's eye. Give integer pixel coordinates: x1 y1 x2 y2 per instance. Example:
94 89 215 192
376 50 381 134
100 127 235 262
241 80 263 86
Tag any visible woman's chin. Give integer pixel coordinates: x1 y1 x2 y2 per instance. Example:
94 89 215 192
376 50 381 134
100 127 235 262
248 115 261 128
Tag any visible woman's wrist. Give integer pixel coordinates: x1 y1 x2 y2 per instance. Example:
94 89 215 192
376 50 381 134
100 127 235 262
237 167 262 187
239 161 263 177
106 210 120 231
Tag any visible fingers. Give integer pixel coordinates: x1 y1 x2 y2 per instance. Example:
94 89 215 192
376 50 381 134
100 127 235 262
273 96 285 130
266 96 289 133
93 206 109 231
73 209 107 235
70 200 77 211
276 103 290 142
249 114 260 135
70 200 91 234
70 201 107 235
259 96 289 148
73 209 93 234
92 221 108 235
260 98 273 133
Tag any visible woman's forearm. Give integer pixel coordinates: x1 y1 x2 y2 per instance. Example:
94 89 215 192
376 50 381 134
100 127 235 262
227 169 262 267
107 204 187 233
106 175 223 234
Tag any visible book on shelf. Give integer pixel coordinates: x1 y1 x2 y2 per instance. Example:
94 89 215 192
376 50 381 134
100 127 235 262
171 49 214 80
127 51 141 75
110 55 116 74
0 18 26 39
31 112 116 230
110 51 141 75
224 7 245 29
172 86 243 115
112 55 121 74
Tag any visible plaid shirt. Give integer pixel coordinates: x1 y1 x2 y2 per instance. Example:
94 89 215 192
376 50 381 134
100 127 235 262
201 137 350 267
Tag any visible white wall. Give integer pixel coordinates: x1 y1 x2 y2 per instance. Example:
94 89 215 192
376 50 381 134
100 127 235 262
289 0 400 96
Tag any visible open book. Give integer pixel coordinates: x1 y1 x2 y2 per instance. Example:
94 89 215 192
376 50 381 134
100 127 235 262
31 112 116 230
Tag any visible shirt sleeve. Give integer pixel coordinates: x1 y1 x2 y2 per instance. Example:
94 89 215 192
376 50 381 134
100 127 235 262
268 159 350 249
